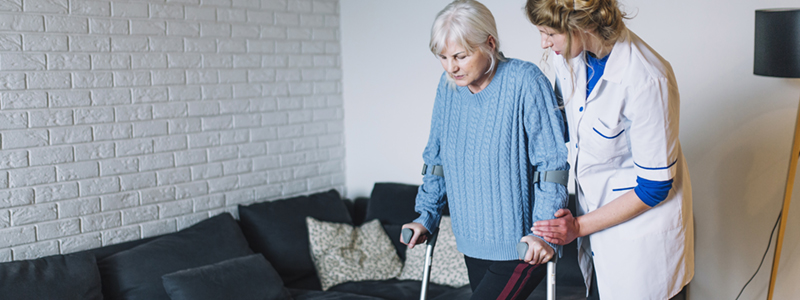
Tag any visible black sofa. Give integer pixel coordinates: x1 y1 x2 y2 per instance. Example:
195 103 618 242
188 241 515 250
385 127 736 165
0 182 587 300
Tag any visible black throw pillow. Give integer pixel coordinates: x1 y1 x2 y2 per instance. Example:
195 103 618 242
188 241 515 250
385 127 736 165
97 213 253 300
364 182 421 225
382 223 407 261
238 189 351 290
162 254 292 300
0 252 103 300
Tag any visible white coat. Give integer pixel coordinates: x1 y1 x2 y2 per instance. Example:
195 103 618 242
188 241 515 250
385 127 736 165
553 30 694 300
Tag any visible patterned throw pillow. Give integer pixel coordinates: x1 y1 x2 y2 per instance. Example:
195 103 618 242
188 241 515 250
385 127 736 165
397 216 469 288
306 217 403 290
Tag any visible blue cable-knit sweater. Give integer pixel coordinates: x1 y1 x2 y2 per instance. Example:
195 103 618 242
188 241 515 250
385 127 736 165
413 58 569 261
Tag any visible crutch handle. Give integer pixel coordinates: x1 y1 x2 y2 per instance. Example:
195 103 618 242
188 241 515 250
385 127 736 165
402 227 438 246
402 228 414 244
516 241 529 260
515 241 558 263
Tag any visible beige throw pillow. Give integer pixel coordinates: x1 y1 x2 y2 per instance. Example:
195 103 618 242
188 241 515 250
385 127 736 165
397 216 469 288
306 217 403 290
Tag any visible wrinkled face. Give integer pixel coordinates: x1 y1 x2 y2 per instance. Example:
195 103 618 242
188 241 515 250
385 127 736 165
438 40 493 93
536 25 582 58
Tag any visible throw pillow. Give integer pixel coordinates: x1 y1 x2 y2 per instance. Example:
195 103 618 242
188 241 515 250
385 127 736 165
162 254 292 300
238 189 352 290
97 213 253 300
0 252 103 300
397 216 469 288
306 217 403 290
363 182 420 225
381 223 408 261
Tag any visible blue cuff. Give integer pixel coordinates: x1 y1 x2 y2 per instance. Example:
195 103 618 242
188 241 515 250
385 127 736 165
634 177 673 207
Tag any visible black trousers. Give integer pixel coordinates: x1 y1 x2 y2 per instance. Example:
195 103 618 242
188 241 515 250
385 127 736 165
464 256 546 300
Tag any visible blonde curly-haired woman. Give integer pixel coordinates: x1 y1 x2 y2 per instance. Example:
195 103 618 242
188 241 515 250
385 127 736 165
526 0 694 299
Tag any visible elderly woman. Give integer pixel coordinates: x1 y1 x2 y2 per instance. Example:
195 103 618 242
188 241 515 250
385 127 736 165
399 0 569 298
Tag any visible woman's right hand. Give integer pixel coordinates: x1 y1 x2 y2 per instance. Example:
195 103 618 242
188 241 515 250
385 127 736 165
531 208 580 245
400 222 429 249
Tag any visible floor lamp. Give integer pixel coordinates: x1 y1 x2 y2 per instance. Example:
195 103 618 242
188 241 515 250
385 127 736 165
753 8 800 300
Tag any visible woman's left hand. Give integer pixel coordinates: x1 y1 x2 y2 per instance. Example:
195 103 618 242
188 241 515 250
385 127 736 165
531 208 580 245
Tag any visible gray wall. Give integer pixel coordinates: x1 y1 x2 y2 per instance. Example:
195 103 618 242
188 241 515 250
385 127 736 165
0 0 344 261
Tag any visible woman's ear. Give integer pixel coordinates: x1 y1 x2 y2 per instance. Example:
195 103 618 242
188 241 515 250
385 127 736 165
486 35 497 52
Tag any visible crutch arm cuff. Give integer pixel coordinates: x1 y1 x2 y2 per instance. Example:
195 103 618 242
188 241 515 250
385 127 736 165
421 164 444 178
533 170 569 186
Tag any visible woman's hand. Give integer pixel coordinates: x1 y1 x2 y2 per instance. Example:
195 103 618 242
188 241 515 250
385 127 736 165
519 235 554 265
531 208 580 245
401 222 429 249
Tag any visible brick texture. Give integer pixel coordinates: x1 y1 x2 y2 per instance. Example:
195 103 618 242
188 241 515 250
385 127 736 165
0 0 343 260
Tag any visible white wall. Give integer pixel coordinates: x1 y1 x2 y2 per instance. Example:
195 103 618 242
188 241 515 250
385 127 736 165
0 0 345 261
341 0 800 299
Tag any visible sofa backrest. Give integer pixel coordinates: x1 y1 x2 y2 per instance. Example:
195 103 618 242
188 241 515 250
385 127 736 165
3 184 534 299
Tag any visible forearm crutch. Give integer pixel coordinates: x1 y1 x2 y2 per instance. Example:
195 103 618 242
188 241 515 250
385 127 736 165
517 242 557 300
525 169 568 300
402 226 440 300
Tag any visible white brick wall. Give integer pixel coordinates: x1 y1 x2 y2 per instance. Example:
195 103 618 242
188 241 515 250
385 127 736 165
0 0 344 262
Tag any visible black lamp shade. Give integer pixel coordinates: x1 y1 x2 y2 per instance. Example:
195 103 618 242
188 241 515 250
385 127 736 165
754 9 800 78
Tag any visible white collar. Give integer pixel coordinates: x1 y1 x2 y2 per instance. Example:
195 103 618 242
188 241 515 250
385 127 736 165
601 29 634 84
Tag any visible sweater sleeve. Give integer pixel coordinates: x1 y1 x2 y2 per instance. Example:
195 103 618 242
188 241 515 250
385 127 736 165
412 74 449 233
524 71 570 254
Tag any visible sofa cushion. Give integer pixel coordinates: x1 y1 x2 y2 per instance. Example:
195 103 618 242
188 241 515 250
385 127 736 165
81 236 158 261
162 254 291 300
307 217 402 290
329 279 459 300
351 197 369 226
289 288 386 300
364 182 420 225
97 213 253 300
397 216 469 288
0 252 103 300
381 223 407 261
238 189 351 290
428 285 474 300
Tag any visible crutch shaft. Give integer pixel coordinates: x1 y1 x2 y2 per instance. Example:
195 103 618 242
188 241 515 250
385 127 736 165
547 261 556 300
402 227 439 300
420 244 435 300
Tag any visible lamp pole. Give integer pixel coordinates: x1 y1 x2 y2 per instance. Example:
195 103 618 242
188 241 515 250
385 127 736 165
753 8 800 300
767 98 800 300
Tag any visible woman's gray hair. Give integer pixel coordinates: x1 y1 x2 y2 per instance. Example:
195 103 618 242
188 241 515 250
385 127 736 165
430 0 506 74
